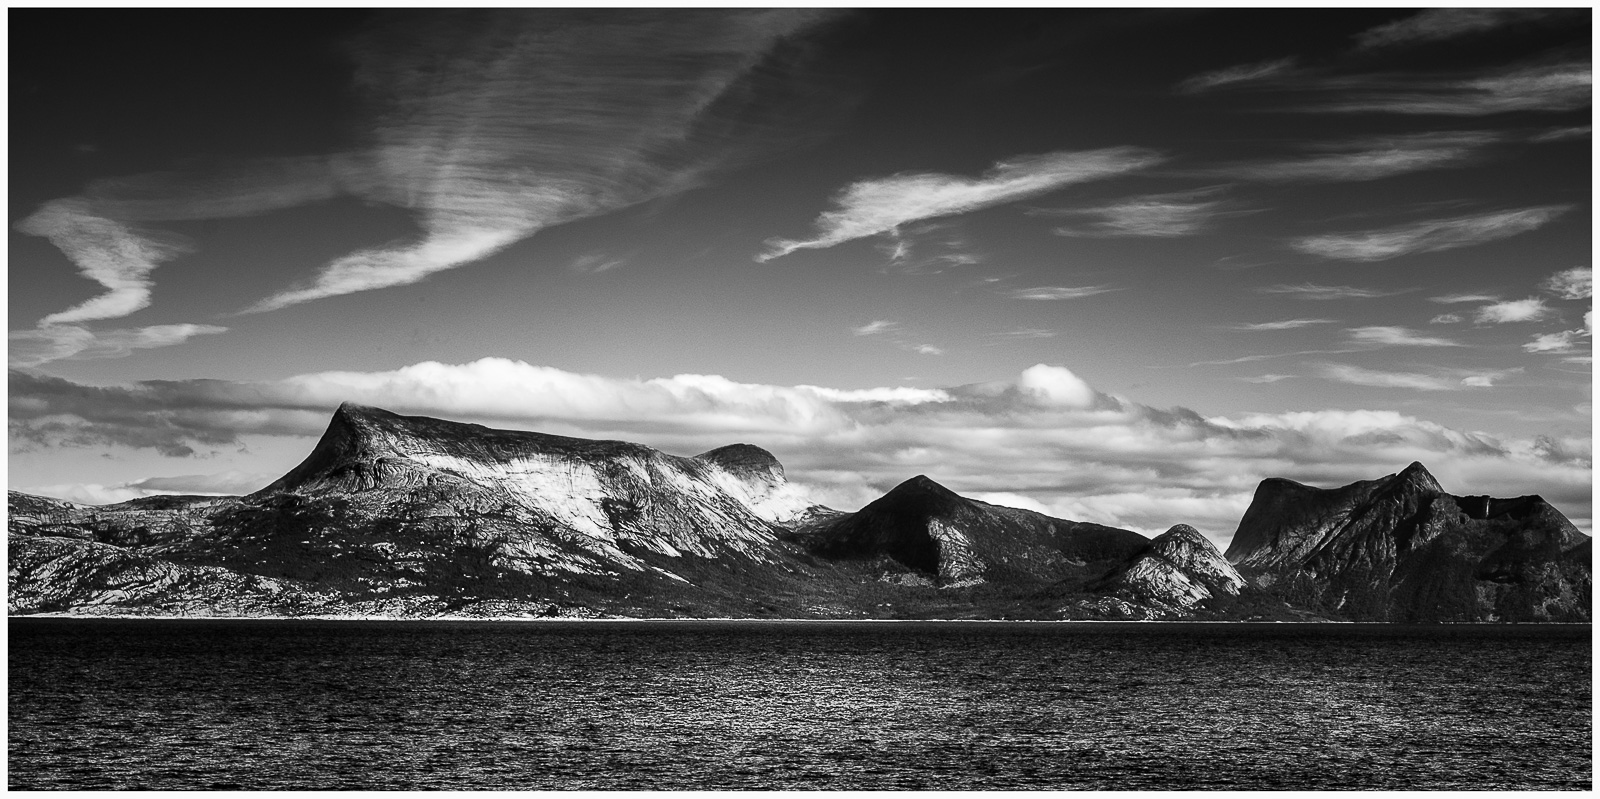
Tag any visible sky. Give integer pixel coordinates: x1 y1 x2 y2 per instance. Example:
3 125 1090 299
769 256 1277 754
8 8 1593 544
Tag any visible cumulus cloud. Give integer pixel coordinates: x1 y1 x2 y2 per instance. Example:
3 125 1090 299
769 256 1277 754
1035 188 1241 237
1232 319 1336 331
757 147 1163 261
1346 326 1462 347
1176 57 1297 93
1354 9 1576 49
1474 298 1551 324
1541 266 1592 300
11 359 1590 540
1003 286 1121 301
1292 206 1568 261
9 323 229 368
1255 283 1408 301
1524 327 1592 354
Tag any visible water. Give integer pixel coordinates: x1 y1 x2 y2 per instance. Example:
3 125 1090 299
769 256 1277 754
8 619 1590 790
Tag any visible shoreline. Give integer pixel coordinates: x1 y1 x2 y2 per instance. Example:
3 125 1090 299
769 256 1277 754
9 613 1590 626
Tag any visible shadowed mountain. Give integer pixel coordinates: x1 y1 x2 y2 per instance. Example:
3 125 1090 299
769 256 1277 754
1225 462 1591 622
799 474 1149 588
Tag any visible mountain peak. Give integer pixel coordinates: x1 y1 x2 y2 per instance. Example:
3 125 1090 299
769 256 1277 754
1389 461 1443 496
695 443 784 479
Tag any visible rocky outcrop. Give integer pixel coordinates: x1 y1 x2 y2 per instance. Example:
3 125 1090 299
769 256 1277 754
1226 462 1591 622
802 475 1148 587
1092 524 1244 612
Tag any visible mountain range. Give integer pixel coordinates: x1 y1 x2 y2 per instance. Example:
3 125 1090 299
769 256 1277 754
8 403 1590 621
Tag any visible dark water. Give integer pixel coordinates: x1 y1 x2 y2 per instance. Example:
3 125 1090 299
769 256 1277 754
8 619 1590 790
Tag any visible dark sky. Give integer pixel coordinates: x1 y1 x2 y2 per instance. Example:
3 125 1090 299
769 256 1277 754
8 8 1592 541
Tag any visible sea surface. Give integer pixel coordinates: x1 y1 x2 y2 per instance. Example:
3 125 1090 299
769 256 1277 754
7 619 1591 790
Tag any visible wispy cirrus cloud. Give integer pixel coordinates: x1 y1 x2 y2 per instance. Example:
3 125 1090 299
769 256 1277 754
1033 188 1243 237
1532 125 1591 143
9 323 229 368
1202 131 1498 183
988 328 1059 341
1306 60 1592 116
1319 363 1460 391
1232 319 1337 331
1346 326 1462 347
1176 57 1297 94
1240 374 1296 384
756 147 1163 261
1354 9 1577 50
1430 292 1501 304
1475 298 1552 324
1541 266 1592 300
1003 286 1121 301
17 11 843 316
15 199 193 326
1254 283 1408 301
12 359 1588 539
1430 313 1463 325
1292 206 1569 261
250 10 837 311
852 320 899 336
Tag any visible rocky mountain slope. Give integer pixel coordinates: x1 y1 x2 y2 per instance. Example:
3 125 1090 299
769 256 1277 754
1092 524 1245 611
1225 462 1591 622
793 474 1149 588
8 405 1589 621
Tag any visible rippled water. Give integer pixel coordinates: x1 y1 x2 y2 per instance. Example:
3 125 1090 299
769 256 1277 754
8 619 1590 789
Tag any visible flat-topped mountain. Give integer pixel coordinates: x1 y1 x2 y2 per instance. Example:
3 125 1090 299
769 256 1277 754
7 405 1589 622
1226 462 1590 622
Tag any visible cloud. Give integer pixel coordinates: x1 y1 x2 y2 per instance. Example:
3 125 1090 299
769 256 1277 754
1346 326 1463 347
1232 319 1336 332
1240 374 1295 384
1292 206 1568 261
18 11 844 316
1429 292 1501 304
1354 9 1575 49
989 328 1058 341
1429 313 1463 325
1541 266 1592 300
1307 60 1591 115
569 253 628 274
1524 330 1587 354
9 323 229 368
1204 131 1498 183
911 344 945 356
1176 57 1297 93
756 147 1163 261
876 222 984 275
1003 286 1121 301
1319 364 1459 391
14 199 193 325
11 360 1589 540
1532 125 1591 143
1474 298 1551 324
245 10 837 311
853 320 898 336
1036 189 1242 237
1254 283 1408 301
